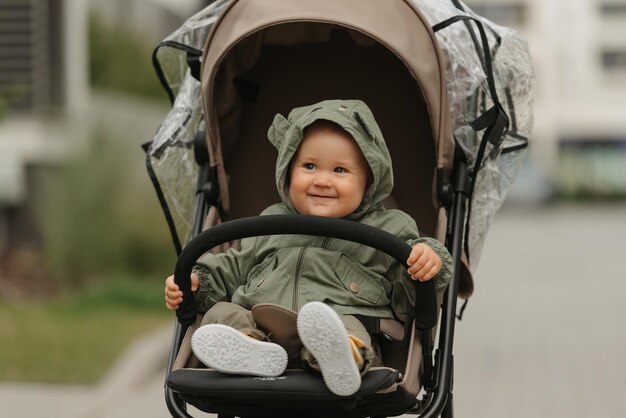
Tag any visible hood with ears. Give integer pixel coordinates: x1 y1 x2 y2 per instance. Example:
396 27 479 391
268 99 394 220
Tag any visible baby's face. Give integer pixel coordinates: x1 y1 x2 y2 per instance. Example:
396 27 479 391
289 126 369 218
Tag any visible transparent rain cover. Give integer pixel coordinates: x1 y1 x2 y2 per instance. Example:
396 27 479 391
146 1 229 246
147 0 535 267
412 0 535 270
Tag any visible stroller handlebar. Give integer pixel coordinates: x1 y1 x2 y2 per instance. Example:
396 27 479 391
173 214 437 327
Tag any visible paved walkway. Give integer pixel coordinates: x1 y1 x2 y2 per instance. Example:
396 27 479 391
2 204 625 417
453 203 626 418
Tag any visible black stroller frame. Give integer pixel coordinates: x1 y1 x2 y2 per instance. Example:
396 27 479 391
149 1 534 416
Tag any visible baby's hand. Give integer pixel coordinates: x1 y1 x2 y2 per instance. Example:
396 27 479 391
407 243 442 282
164 273 199 310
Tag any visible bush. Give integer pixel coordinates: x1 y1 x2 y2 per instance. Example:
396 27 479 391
89 15 167 101
0 95 7 120
40 130 176 289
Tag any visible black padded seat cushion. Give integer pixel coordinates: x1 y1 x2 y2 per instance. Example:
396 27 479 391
168 368 417 417
168 368 398 399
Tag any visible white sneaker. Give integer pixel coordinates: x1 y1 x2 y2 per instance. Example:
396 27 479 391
191 324 287 377
297 302 362 396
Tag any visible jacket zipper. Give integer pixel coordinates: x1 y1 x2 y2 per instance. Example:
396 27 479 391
292 247 308 310
292 238 329 310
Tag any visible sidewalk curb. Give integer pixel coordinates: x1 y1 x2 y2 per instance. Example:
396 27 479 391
99 324 172 395
81 324 173 417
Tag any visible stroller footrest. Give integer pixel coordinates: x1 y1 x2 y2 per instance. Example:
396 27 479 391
168 368 419 417
167 368 400 401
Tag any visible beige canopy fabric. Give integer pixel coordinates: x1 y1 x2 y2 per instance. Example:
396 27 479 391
199 0 454 224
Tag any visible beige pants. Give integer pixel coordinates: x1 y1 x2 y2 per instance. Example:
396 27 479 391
201 301 382 374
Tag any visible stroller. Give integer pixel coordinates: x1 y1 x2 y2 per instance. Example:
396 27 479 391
145 0 534 417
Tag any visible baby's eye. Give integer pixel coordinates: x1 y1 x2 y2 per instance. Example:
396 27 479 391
303 163 316 170
334 167 347 173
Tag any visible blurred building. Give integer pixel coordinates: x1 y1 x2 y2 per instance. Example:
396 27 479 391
0 0 204 250
0 0 89 248
90 0 204 44
465 0 626 199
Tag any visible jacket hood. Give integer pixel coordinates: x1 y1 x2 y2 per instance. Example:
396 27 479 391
267 99 393 220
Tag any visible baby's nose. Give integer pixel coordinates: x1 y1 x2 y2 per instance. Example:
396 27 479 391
313 172 332 187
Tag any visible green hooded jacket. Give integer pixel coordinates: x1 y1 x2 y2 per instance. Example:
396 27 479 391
193 99 453 318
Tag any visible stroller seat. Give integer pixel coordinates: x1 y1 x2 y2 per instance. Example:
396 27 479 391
166 215 436 418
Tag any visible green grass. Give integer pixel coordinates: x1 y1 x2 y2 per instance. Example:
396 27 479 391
0 279 173 384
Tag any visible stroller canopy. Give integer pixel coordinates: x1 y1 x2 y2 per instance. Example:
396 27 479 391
148 0 534 289
200 0 454 174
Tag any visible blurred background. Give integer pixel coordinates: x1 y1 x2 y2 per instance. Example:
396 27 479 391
0 0 625 417
0 0 212 392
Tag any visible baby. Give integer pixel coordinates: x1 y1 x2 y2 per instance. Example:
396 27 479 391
165 99 453 396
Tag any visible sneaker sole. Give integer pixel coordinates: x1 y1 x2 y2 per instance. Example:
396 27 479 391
297 302 361 396
191 324 287 377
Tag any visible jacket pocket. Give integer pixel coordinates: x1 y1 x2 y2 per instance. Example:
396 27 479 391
244 253 278 292
335 254 389 305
